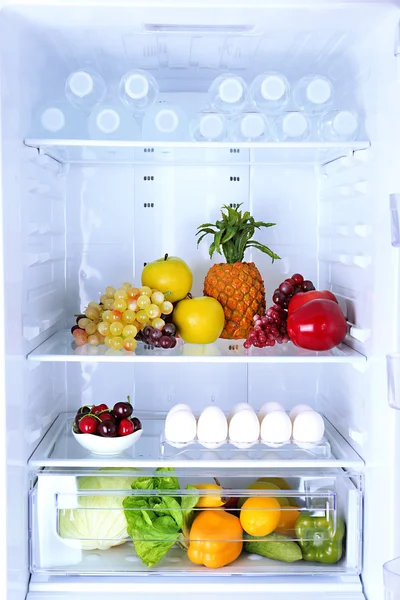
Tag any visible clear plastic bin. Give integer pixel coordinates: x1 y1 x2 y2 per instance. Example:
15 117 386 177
30 468 362 576
384 557 400 599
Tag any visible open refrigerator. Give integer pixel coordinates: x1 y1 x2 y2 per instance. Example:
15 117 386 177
2 0 400 599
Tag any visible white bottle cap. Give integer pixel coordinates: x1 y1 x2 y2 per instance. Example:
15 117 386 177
96 109 120 134
155 109 179 133
199 114 224 139
282 112 307 137
332 110 358 136
240 113 265 139
306 78 332 105
219 78 244 104
261 75 286 101
68 71 94 98
41 107 65 133
125 73 150 100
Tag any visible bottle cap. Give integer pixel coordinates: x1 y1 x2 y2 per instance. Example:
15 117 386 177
219 78 244 104
240 113 265 139
261 75 286 101
41 107 65 133
282 112 307 137
332 110 358 136
306 78 332 104
68 71 94 98
199 114 224 139
155 109 179 133
96 109 120 134
125 73 150 100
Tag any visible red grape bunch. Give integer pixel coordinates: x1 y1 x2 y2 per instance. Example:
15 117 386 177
244 273 315 349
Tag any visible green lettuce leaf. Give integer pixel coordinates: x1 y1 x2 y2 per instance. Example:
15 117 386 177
123 469 198 567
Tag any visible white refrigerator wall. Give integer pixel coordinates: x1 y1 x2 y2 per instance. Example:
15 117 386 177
1 3 400 600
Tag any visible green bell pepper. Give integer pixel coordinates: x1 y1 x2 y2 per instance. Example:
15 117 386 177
295 513 345 564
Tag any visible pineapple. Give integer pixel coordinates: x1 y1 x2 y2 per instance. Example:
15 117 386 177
197 204 279 339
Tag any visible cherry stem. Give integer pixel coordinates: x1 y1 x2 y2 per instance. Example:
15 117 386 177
126 395 131 404
79 413 102 423
164 253 168 261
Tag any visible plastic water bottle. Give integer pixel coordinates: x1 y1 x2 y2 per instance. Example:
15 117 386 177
32 103 85 138
119 69 159 113
65 68 107 110
249 72 290 114
292 75 334 114
230 112 271 142
190 111 227 142
88 104 140 140
318 110 360 141
208 74 248 114
142 103 189 141
272 111 311 142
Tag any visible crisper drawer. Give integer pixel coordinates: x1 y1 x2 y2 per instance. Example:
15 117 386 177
30 468 362 576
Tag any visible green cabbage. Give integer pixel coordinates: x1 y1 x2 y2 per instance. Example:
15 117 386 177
58 472 137 550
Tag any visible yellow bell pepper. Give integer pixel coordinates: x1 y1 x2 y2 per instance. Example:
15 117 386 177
187 510 243 568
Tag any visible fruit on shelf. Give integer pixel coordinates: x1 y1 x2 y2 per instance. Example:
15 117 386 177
288 289 338 315
194 483 226 508
173 296 225 344
287 298 347 351
71 281 178 351
197 204 279 339
187 510 243 569
244 273 315 349
240 496 281 537
72 398 142 439
141 254 193 303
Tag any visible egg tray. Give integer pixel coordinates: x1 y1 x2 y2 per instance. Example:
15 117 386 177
159 431 331 460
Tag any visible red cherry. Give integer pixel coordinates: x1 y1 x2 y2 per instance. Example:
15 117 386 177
98 412 113 422
118 419 135 436
292 273 304 284
92 403 108 414
78 415 98 434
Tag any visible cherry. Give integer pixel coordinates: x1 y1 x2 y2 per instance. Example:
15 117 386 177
113 395 133 419
75 405 92 427
131 417 142 431
302 280 315 292
279 281 294 296
98 412 114 422
78 415 98 434
97 420 117 437
92 403 108 414
118 419 135 436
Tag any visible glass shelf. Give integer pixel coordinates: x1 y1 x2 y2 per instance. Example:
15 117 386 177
27 329 366 364
28 412 363 470
25 138 370 166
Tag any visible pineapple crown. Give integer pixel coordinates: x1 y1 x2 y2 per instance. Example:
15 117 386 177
196 204 280 264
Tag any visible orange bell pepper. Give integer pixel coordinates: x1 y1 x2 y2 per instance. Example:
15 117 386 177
187 510 243 568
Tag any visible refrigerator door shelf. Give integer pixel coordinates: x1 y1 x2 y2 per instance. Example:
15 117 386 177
28 412 364 470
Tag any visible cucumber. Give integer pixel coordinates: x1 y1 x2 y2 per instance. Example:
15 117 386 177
243 532 303 563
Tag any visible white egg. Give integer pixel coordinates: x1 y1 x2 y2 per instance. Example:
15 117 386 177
165 410 197 444
229 409 260 444
292 410 325 443
260 410 292 444
227 402 254 424
166 404 193 422
197 406 228 444
289 404 313 422
258 401 284 423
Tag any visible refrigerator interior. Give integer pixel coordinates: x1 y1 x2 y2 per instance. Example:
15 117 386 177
1 1 400 599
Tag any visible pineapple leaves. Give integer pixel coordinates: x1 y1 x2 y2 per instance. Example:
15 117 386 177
196 204 280 264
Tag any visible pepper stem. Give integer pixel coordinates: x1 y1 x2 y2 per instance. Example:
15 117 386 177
164 253 168 261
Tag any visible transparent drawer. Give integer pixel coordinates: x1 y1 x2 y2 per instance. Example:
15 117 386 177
30 467 362 576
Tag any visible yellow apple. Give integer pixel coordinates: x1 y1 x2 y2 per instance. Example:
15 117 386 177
173 296 225 344
141 254 192 303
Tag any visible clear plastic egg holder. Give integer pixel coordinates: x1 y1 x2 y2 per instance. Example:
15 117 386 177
160 427 331 458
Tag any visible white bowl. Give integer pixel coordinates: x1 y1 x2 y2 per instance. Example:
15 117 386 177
72 427 143 455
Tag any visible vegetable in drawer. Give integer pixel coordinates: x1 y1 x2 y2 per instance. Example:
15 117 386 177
295 513 345 563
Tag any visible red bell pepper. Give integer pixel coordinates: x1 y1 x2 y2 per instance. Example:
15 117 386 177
287 298 347 351
288 290 338 315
